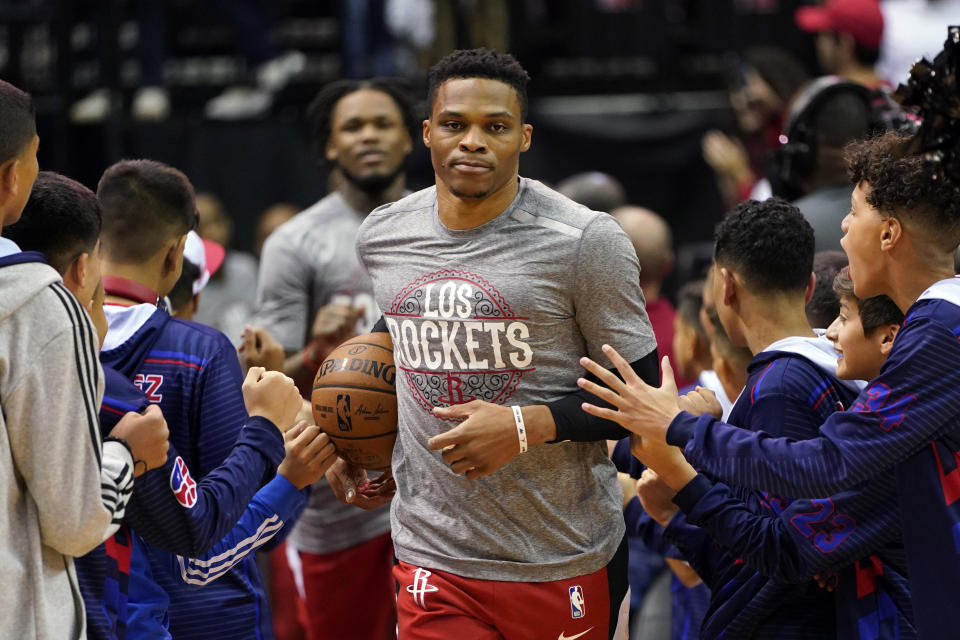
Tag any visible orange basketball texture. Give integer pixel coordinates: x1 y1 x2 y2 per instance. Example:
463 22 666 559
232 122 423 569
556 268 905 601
311 332 397 471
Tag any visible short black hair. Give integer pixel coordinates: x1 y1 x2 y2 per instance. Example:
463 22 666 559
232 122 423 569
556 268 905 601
427 48 531 121
806 250 848 328
306 78 418 163
833 267 904 334
0 80 36 165
168 258 200 312
97 159 196 264
846 131 960 250
714 198 815 293
675 279 706 337
5 171 101 275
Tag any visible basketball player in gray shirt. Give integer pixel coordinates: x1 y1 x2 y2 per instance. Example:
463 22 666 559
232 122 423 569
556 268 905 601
351 49 658 640
253 79 416 640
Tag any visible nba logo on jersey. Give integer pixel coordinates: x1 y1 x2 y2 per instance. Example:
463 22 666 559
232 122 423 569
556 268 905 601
170 456 197 508
569 585 585 619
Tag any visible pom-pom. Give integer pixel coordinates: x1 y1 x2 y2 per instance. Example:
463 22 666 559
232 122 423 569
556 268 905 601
893 26 960 184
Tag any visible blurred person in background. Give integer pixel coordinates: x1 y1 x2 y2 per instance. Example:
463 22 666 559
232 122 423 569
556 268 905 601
193 193 260 344
253 77 418 640
806 249 848 331
612 205 692 388
556 171 627 214
703 47 810 207
772 77 880 249
795 0 888 89
255 203 299 259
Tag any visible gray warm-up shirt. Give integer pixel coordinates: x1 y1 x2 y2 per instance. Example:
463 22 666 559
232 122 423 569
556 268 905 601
356 177 657 581
254 191 390 555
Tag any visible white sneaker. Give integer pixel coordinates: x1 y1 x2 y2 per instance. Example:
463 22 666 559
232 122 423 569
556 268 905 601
204 86 273 120
132 86 170 121
70 89 111 123
255 50 306 93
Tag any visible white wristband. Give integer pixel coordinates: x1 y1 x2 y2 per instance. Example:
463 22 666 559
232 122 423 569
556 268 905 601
512 405 528 454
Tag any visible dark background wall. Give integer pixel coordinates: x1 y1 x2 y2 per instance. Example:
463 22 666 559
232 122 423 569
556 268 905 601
10 0 821 258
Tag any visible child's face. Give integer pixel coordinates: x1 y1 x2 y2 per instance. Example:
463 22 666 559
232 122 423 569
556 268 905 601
826 296 887 381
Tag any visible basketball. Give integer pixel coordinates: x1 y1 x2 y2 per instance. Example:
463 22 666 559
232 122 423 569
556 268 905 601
311 332 397 471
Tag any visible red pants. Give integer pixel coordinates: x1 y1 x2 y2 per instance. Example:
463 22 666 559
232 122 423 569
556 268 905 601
394 538 629 640
290 532 397 640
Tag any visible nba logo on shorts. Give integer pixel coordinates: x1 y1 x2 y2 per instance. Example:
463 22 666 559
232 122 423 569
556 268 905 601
336 394 352 431
569 585 585 619
170 456 197 508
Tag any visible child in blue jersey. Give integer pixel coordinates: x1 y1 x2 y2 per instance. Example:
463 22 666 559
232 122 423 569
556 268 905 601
94 158 315 640
579 29 960 640
635 266 915 639
620 198 861 638
6 170 334 639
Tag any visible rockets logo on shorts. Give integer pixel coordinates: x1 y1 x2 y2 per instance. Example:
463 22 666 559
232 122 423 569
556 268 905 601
406 567 439 610
170 456 197 508
569 585 585 619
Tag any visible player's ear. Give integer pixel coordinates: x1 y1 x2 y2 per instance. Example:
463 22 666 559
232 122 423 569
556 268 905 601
804 271 816 306
719 267 736 306
422 119 431 148
520 123 533 152
163 234 187 280
878 323 899 356
880 217 902 251
63 252 88 294
0 157 19 199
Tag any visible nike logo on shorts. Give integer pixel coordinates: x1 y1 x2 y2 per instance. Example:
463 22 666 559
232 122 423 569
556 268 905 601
558 628 594 640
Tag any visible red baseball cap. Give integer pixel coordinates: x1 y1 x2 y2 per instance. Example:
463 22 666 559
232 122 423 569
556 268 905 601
795 0 884 50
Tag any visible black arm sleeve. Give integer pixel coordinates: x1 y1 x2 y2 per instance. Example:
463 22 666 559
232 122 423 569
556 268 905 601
548 347 659 442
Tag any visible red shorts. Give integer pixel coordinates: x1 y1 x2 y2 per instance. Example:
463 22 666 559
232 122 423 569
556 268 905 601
394 537 629 640
289 532 397 640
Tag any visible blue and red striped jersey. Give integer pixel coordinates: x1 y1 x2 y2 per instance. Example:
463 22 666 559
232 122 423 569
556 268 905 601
667 278 960 639
670 338 857 639
101 303 285 640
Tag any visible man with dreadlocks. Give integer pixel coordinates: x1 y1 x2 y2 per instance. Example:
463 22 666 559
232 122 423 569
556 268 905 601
253 77 418 640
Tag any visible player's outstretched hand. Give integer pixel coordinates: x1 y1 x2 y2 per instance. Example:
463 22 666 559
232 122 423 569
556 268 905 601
325 457 395 509
678 386 723 418
636 468 679 528
238 326 285 373
109 404 170 477
242 366 302 432
578 345 681 444
428 400 521 479
278 422 338 490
